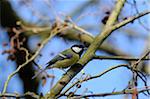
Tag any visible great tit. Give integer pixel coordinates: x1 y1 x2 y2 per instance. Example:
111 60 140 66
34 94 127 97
32 44 85 79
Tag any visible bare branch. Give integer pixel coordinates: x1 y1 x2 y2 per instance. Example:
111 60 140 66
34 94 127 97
2 22 69 94
132 50 150 68
93 55 150 61
61 64 129 95
45 0 129 98
112 10 150 30
0 92 39 99
66 87 150 98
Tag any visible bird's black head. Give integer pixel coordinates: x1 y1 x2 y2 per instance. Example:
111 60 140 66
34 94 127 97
71 44 85 56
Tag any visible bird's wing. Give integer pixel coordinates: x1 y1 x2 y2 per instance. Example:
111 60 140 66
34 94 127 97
32 51 73 79
46 53 73 67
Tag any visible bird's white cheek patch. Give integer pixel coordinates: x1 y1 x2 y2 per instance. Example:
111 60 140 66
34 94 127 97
72 47 82 53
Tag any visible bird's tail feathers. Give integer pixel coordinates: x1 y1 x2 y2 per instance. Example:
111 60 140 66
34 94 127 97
32 68 47 79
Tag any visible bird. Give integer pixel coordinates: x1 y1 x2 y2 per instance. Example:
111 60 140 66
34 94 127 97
32 44 85 79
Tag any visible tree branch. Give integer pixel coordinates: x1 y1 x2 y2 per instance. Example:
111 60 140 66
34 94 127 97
65 87 150 98
2 23 68 94
93 55 150 61
46 0 126 98
112 10 150 30
0 92 39 99
61 64 129 95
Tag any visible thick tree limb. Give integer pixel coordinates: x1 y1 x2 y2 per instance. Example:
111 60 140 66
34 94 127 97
46 0 126 98
20 21 129 56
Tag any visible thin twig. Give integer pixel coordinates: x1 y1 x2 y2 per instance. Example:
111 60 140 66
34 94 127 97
61 64 129 96
66 87 150 98
132 0 150 31
112 10 150 30
129 50 150 96
132 50 150 68
93 55 150 61
20 47 30 61
2 33 54 94
2 22 69 94
68 21 93 36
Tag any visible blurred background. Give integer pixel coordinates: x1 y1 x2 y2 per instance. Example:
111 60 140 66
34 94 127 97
0 0 150 99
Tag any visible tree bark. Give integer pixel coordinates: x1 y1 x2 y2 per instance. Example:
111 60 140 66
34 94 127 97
0 0 39 97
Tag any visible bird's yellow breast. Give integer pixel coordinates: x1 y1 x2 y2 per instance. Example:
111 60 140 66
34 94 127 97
54 52 79 69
